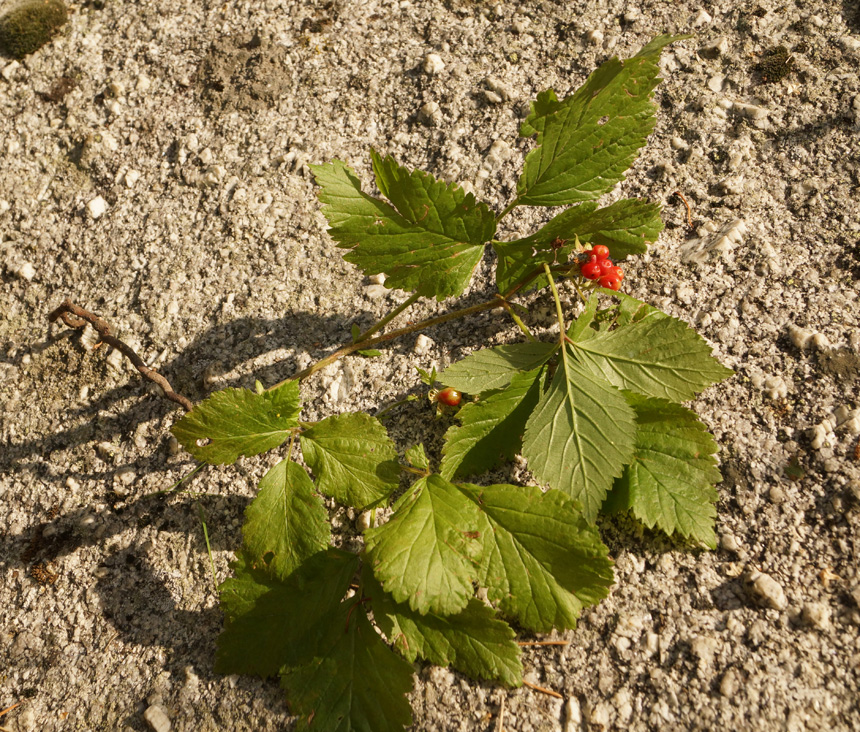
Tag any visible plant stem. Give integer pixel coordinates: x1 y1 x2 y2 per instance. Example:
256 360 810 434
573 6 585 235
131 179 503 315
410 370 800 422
356 292 421 341
496 198 519 224
266 262 568 393
499 300 536 341
544 264 566 341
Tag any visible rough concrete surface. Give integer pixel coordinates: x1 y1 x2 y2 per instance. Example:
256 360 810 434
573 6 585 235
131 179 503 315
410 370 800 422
2 0 859 730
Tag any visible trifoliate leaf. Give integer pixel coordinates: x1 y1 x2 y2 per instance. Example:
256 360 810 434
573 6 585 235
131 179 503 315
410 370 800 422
215 548 359 677
439 342 557 394
440 368 544 480
522 349 636 522
242 459 330 581
458 483 613 632
493 199 663 293
364 474 482 616
300 413 400 510
603 395 721 548
171 380 301 465
311 155 495 300
516 35 683 206
569 302 734 402
364 565 522 687
281 600 414 732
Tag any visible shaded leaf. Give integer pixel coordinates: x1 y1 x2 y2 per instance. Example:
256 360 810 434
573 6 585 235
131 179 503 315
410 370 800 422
171 381 301 464
439 342 557 394
440 368 544 480
364 475 482 616
216 548 359 677
365 565 522 687
458 483 613 632
517 35 683 206
603 395 721 547
281 601 414 732
311 155 495 300
242 459 330 581
301 413 400 510
522 349 636 522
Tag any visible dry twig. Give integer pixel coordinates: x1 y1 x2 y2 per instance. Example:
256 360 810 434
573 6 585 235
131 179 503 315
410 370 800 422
48 299 193 412
522 680 564 699
673 190 693 229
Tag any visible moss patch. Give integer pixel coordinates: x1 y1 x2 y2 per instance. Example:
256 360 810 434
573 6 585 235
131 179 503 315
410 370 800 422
0 0 68 59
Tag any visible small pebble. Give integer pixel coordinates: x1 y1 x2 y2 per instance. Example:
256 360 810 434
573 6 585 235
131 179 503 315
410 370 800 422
801 602 831 631
87 196 108 219
586 29 603 45
720 667 740 697
745 569 787 611
690 9 712 27
124 169 141 188
418 101 442 126
720 532 740 552
143 704 172 732
414 334 434 355
423 53 445 75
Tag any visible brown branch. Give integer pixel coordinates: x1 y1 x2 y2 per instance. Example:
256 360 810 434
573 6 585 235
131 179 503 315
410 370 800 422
673 190 693 229
48 299 193 412
522 680 563 699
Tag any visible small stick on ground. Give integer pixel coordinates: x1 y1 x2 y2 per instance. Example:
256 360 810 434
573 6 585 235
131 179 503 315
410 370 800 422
48 299 193 412
494 694 505 732
673 190 693 229
522 680 564 699
0 702 21 719
518 640 570 647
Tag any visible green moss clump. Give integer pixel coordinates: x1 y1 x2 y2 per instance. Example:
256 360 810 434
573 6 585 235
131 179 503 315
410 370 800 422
754 45 794 84
0 0 68 59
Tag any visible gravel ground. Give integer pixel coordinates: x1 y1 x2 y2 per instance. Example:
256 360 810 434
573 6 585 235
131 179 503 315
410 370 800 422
2 0 860 730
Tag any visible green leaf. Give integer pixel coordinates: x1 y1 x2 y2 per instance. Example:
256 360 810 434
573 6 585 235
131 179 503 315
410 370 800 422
604 395 721 548
493 199 663 293
439 342 557 394
364 565 522 687
404 443 429 471
440 368 544 480
522 350 637 522
242 459 330 581
216 548 359 677
458 483 613 632
311 155 496 300
171 381 301 464
281 601 414 732
364 474 482 616
569 300 734 402
516 35 683 206
300 413 400 510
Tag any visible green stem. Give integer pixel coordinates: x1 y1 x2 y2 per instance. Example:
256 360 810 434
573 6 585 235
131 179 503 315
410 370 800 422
499 300 536 341
266 262 569 393
544 264 566 343
496 198 520 224
356 292 421 341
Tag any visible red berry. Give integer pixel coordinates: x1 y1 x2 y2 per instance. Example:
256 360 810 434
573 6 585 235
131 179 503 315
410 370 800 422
580 260 601 280
612 266 624 281
591 244 610 260
599 274 622 290
598 258 615 275
437 387 462 406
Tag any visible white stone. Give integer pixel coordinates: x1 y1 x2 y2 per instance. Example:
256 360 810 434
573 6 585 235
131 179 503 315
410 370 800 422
414 334 434 355
10 260 36 281
708 74 725 93
670 136 689 150
136 74 151 92
745 569 787 611
587 29 604 45
2 61 20 81
733 101 769 122
788 324 814 350
419 101 442 126
690 9 712 27
87 196 108 219
484 139 511 170
368 273 386 286
801 602 831 631
564 698 583 731
124 169 141 188
423 53 445 75
143 704 172 732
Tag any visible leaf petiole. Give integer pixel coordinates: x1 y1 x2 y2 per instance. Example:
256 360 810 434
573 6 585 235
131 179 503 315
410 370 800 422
355 292 421 341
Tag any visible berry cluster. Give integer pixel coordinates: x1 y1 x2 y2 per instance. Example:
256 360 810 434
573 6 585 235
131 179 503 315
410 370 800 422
579 245 624 291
